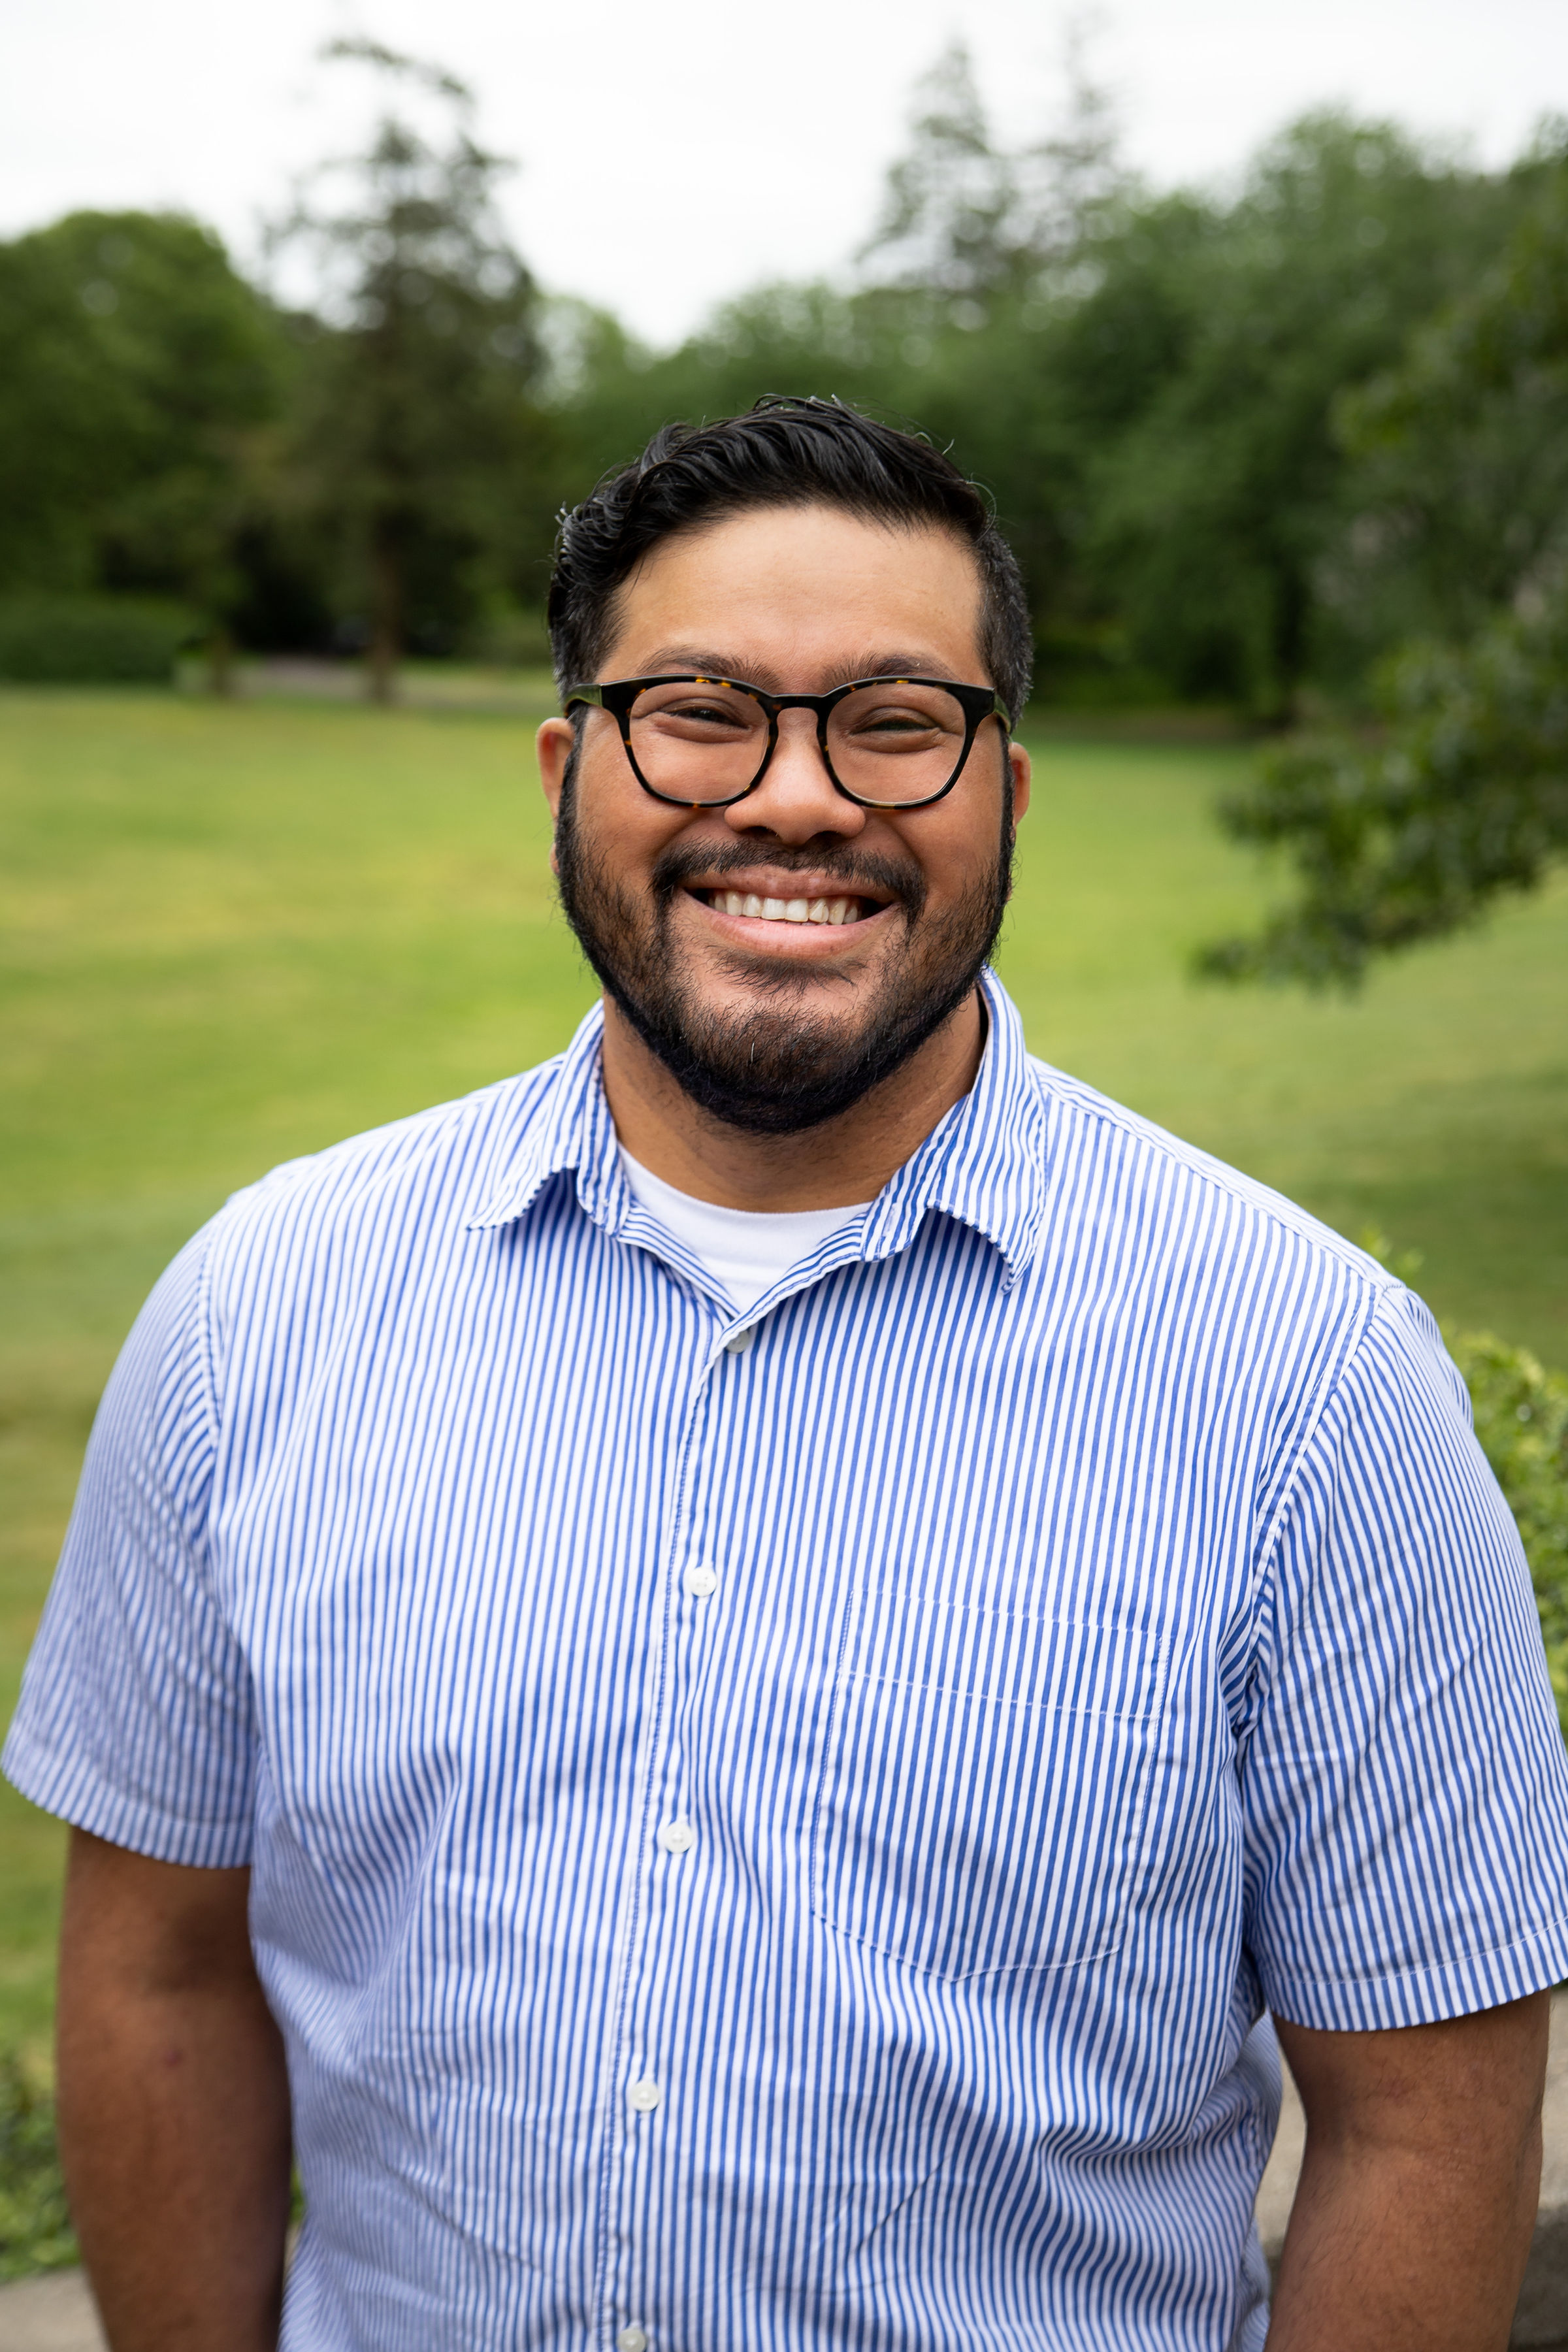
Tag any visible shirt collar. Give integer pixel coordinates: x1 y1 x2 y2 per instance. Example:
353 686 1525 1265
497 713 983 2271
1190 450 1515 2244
466 966 1049 1286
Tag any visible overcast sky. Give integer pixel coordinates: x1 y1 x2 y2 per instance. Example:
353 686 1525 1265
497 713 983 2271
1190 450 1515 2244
5 0 1565 345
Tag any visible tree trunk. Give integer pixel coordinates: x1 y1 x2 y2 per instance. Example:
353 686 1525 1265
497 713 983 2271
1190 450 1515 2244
367 523 402 706
1261 564 1309 731
206 624 237 699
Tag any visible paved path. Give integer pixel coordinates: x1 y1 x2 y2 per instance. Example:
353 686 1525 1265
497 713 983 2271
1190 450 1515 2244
0 2269 103 2351
8 1997 1568 2349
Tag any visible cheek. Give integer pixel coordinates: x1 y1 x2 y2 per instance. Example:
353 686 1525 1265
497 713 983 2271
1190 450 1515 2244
897 809 1001 909
574 752 687 872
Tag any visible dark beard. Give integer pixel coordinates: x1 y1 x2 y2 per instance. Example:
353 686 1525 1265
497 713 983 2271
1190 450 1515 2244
554 783 1012 1137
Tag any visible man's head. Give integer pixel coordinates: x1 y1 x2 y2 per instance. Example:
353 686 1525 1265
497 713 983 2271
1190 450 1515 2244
536 397 1033 1136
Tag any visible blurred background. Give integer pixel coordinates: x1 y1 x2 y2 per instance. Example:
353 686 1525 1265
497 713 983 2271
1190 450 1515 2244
2 0 1567 2286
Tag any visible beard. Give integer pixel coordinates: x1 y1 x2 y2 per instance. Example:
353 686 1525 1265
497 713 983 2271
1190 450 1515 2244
554 775 1013 1137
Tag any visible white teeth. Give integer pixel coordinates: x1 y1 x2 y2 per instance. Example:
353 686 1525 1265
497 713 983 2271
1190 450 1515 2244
710 888 864 925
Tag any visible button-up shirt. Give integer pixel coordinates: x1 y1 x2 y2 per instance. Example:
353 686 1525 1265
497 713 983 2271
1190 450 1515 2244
9 969 1568 2351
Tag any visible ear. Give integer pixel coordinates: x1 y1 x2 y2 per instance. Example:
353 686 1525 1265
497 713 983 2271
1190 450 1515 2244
1008 739 1031 829
537 717 575 824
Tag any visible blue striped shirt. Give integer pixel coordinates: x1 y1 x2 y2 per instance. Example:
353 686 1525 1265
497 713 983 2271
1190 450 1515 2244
9 968 1568 2351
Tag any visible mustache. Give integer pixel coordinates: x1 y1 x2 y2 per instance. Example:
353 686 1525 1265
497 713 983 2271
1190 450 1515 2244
650 840 927 917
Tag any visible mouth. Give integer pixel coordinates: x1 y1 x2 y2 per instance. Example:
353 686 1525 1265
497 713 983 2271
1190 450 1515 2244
697 888 878 928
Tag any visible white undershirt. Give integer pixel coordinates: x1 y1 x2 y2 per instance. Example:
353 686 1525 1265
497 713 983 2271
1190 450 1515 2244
620 1149 872 1319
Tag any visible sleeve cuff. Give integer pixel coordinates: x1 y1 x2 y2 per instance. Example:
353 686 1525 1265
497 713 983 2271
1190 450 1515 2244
1 1722 254 1869
1260 1918 1568 2031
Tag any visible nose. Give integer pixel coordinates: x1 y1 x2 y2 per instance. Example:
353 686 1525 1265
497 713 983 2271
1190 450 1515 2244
724 707 866 846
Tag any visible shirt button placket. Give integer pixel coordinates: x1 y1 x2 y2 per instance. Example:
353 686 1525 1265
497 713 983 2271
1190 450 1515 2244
612 1335 734 2340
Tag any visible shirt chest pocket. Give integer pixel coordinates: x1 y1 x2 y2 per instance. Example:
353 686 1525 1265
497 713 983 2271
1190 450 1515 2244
810 1585 1168 1981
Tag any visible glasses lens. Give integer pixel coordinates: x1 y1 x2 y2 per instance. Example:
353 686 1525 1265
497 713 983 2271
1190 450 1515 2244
826 682 971 806
628 679 768 804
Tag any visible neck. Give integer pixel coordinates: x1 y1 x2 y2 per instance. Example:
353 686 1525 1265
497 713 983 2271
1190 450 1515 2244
598 987 986 1212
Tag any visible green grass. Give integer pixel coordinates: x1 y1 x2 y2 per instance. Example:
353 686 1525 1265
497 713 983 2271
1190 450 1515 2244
2 689 1565 2063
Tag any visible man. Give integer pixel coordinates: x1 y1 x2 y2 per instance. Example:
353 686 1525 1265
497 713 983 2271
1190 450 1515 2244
7 397 1567 2352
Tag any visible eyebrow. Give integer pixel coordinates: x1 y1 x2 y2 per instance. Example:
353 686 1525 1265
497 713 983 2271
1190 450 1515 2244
632 647 972 692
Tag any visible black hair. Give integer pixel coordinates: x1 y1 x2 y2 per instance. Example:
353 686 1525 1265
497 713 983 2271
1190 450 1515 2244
547 395 1033 725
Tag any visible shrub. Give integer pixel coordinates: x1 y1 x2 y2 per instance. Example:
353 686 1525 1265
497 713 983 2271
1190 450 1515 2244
0 593 200 683
1450 1330 1568 1733
1358 1232 1568 1733
0 2055 75 2281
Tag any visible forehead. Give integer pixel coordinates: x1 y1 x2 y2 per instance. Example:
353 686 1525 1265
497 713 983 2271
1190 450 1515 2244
602 503 988 686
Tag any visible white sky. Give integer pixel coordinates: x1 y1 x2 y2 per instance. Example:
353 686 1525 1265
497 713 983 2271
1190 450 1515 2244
4 0 1565 345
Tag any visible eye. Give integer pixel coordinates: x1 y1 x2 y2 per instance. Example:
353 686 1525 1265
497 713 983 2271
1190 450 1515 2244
665 697 751 729
841 694 956 747
855 706 939 737
632 684 762 736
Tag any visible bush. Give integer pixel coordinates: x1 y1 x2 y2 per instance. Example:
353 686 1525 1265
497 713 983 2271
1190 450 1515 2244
1357 1232 1568 1733
1450 1330 1568 1733
0 2055 74 2281
0 593 200 683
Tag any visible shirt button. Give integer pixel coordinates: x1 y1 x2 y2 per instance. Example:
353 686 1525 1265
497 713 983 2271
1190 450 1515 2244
659 1819 696 1854
617 2329 648 2352
685 1563 718 1598
725 1325 755 1354
629 2077 660 2112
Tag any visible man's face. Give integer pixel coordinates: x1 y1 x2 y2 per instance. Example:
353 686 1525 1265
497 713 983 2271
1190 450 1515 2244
537 503 1032 1135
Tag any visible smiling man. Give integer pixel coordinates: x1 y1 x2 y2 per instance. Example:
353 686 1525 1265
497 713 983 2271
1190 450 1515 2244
8 398 1568 2352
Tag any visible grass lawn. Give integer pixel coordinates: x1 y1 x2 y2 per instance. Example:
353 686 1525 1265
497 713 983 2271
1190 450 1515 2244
3 683 1565 2060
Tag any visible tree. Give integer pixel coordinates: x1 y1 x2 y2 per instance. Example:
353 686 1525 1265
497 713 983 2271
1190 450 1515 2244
270 39 545 700
1200 152 1568 984
1329 138 1568 652
1059 116 1511 719
1198 596 1568 984
858 20 1124 319
0 210 287 671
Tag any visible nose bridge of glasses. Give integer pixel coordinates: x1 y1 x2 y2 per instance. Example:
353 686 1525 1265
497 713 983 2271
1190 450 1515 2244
760 697 839 780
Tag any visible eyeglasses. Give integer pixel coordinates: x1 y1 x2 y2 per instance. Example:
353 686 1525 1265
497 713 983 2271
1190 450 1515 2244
563 674 1011 811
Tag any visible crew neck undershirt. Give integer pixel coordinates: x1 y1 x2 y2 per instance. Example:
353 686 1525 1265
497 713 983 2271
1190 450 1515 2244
619 1149 872 1319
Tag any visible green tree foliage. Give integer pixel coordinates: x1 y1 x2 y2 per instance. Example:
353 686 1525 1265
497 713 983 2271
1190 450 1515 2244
1201 152 1568 983
1333 139 1568 649
1053 118 1514 718
270 39 552 700
0 210 286 662
1199 591 1568 984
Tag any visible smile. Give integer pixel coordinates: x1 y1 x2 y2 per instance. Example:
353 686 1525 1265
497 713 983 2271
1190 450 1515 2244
702 890 870 926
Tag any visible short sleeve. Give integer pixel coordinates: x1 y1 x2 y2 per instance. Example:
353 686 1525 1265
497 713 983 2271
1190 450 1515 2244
1241 1284 1568 2029
2 1224 256 1865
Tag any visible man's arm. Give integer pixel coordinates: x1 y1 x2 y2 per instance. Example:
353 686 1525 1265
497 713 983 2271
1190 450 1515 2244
56 1827 292 2352
1268 1993 1548 2351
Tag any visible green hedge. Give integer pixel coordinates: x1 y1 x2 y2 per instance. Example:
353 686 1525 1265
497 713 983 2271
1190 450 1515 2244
0 2057 73 2281
1452 1331 1568 1734
0 593 200 683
